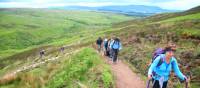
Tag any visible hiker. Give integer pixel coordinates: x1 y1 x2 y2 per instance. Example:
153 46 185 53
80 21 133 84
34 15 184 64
148 43 176 66
103 38 109 56
96 37 103 52
109 37 122 64
108 38 114 59
106 38 111 57
60 46 65 54
39 50 45 58
148 45 188 88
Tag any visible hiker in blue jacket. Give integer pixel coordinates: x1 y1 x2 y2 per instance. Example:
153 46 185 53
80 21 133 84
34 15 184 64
148 46 188 88
109 37 122 64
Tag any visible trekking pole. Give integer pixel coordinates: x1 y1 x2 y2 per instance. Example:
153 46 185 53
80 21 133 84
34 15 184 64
146 79 151 88
185 81 188 88
146 78 156 88
185 74 191 88
185 76 190 88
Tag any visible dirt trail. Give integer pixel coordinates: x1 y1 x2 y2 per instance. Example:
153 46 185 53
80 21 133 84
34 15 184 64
105 57 145 88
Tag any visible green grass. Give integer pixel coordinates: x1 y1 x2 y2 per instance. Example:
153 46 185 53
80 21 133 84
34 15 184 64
180 28 200 38
0 18 126 78
46 47 114 88
0 8 133 85
0 48 114 88
159 13 200 23
0 8 134 59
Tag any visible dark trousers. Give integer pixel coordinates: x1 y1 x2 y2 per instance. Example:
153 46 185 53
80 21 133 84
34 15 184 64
152 79 168 88
113 49 119 62
109 48 113 58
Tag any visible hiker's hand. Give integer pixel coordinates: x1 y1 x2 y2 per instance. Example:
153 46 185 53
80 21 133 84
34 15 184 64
148 75 152 80
184 76 189 83
183 75 189 83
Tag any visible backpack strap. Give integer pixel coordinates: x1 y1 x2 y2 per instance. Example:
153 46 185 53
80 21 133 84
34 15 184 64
157 55 165 67
170 57 176 69
112 40 116 49
112 40 120 49
152 55 159 63
157 55 176 68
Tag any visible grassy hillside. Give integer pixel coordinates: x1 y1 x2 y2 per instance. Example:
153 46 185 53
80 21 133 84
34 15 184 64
0 8 134 59
145 6 200 22
110 6 200 88
46 48 114 88
0 48 114 88
159 13 200 23
0 8 134 82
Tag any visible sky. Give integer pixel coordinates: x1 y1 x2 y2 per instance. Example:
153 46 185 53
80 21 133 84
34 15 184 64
0 0 200 10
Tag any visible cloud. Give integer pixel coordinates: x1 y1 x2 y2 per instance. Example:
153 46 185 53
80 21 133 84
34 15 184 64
0 2 117 8
153 0 200 10
0 0 199 10
0 2 32 8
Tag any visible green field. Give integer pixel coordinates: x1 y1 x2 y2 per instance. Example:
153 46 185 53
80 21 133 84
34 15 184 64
0 8 124 85
0 8 134 59
0 8 134 83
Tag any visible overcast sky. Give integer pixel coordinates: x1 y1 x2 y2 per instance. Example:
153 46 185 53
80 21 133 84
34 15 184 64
0 0 200 10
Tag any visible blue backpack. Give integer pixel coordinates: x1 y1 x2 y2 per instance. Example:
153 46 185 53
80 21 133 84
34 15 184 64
112 39 120 49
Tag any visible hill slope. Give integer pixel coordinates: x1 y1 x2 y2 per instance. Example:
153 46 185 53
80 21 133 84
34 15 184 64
0 8 134 82
0 8 134 59
0 47 115 88
146 6 200 22
110 6 200 88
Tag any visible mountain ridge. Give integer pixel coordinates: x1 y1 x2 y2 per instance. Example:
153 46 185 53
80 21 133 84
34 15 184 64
49 5 180 17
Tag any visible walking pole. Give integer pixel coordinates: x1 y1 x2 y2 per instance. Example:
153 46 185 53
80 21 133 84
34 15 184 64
185 81 188 88
185 74 190 88
159 77 164 88
146 79 151 88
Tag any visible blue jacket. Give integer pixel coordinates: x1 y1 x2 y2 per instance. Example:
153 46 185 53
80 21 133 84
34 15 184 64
109 40 122 50
148 54 185 82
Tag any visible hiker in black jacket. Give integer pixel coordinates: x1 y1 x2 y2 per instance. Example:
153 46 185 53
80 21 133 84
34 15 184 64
96 37 103 52
39 50 45 59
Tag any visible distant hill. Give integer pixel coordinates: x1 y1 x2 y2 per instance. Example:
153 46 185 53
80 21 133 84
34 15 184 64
183 6 200 15
49 5 179 17
147 5 200 22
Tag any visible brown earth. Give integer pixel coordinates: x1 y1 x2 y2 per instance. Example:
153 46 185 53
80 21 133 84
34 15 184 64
104 55 145 88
